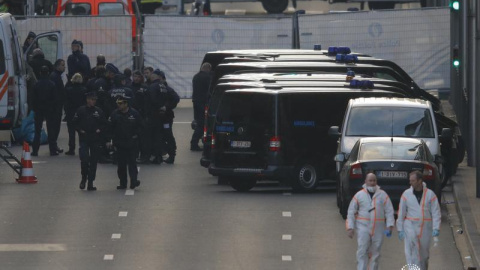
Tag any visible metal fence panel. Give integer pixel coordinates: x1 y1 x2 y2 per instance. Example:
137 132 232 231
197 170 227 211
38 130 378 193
16 16 133 73
300 8 450 90
143 15 292 98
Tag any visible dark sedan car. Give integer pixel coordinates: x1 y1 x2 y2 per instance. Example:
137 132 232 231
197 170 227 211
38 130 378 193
336 137 443 219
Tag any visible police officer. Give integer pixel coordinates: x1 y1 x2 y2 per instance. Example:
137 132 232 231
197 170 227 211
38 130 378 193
31 66 56 156
67 39 91 81
49 59 66 154
157 70 179 164
72 92 107 191
108 96 143 190
130 70 149 163
190 62 212 151
65 73 87 155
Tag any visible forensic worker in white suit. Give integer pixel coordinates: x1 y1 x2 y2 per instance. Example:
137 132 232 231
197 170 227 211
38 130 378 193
397 170 441 270
346 173 395 270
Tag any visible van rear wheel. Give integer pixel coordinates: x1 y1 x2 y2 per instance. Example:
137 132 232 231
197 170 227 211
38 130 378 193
292 162 319 192
230 178 256 192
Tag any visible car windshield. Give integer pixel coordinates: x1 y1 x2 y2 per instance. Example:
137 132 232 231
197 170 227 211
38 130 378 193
65 3 91 15
99 3 125 15
345 106 434 138
359 142 425 161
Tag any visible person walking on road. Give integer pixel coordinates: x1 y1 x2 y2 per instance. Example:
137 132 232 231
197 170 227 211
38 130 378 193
108 96 143 190
397 170 441 270
65 73 87 155
190 62 212 151
31 66 57 156
72 92 107 191
346 173 395 270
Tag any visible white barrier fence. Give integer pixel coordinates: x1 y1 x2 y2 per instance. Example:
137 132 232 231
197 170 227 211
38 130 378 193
144 8 449 98
299 8 450 91
15 16 134 73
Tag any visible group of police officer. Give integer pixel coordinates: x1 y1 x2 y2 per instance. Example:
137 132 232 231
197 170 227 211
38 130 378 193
71 62 180 191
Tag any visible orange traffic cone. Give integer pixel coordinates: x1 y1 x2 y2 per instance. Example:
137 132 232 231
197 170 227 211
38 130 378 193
20 142 26 164
17 142 37 184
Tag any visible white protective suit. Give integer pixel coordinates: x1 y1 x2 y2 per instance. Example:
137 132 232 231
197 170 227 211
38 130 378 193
396 182 441 270
346 184 395 270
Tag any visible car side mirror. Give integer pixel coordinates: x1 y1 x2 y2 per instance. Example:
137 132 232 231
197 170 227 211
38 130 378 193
440 128 452 142
329 126 341 138
334 153 345 162
435 155 444 164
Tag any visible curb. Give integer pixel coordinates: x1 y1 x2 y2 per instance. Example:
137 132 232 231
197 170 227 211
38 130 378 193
452 169 480 268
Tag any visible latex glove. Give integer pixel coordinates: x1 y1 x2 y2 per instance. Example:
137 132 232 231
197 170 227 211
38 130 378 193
384 229 392 238
432 229 440 237
398 231 405 241
347 229 354 239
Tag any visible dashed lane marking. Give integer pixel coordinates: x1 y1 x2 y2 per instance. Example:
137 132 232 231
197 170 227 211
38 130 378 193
119 211 128 217
0 244 66 251
125 190 134 195
111 234 121 239
282 255 292 261
104 254 114 260
282 212 292 217
283 192 291 196
282 235 292 240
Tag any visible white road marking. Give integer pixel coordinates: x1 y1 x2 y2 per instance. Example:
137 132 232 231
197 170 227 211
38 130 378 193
125 190 134 196
282 255 292 261
282 235 292 240
283 192 291 196
173 122 192 124
104 254 114 260
119 211 128 217
282 212 292 217
111 234 121 239
0 244 66 251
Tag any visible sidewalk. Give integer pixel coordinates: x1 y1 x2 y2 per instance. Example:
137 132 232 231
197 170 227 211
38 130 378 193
452 163 480 269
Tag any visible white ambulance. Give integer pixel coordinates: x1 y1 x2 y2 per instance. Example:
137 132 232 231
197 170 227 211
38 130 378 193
0 13 62 142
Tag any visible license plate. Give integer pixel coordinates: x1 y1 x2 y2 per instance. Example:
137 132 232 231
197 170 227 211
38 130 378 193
377 171 407 178
231 141 251 148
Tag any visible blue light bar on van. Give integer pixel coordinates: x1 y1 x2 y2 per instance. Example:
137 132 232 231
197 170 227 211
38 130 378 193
336 54 358 63
350 79 374 89
313 44 322 50
328 46 351 56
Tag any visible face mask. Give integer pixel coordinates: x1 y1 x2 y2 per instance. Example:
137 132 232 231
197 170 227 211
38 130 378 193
367 186 377 193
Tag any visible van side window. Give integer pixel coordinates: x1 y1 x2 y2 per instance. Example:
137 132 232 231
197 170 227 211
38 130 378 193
35 36 59 65
99 3 125 15
0 40 6 74
65 3 91 15
9 27 20 75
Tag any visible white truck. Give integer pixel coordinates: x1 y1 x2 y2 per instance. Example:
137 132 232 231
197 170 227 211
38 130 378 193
0 13 62 143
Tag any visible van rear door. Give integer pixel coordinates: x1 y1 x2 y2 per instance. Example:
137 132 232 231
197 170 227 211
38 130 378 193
213 91 274 169
24 31 63 65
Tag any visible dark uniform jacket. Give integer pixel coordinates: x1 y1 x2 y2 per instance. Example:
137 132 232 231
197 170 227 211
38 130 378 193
192 70 211 105
108 108 143 148
32 77 56 113
65 84 87 121
145 80 179 123
49 69 66 111
67 51 91 81
106 86 135 117
130 82 147 117
93 77 112 114
29 55 53 80
73 105 107 143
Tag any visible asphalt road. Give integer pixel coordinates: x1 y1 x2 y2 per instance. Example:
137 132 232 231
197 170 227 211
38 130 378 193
0 101 463 269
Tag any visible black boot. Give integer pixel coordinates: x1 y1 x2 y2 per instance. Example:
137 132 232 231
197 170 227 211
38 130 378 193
164 155 175 164
65 149 75 155
79 177 86 190
130 180 141 189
